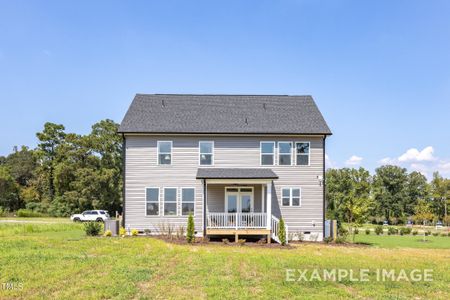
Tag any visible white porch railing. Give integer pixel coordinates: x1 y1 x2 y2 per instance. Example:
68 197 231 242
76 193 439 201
207 213 267 229
271 215 288 244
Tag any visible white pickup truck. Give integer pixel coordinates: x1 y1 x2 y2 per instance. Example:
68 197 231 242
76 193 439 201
70 210 110 222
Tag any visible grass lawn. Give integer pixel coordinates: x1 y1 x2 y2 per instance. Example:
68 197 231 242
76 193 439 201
354 233 450 249
0 220 449 299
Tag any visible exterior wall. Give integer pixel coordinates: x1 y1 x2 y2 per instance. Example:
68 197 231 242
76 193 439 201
206 184 264 213
124 134 324 239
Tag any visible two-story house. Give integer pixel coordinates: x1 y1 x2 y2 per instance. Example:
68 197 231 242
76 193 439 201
118 94 332 243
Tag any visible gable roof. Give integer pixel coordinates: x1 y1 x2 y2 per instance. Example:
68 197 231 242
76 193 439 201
196 168 278 179
118 94 331 135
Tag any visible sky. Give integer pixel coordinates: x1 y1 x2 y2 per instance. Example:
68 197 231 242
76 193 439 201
1 0 450 179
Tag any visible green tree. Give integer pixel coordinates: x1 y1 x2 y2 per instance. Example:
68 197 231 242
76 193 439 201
5 146 37 186
406 171 429 216
0 167 20 211
278 218 286 245
186 214 195 243
430 172 450 225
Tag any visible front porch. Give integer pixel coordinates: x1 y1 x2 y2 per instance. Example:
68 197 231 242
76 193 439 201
197 168 287 244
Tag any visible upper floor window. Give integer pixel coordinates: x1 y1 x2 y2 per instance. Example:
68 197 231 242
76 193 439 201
164 188 177 215
260 142 275 165
282 187 301 206
199 141 214 165
278 142 292 165
295 142 310 166
146 187 159 216
181 188 195 215
158 141 172 165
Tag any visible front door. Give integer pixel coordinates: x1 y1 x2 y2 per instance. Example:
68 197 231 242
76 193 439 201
225 187 253 213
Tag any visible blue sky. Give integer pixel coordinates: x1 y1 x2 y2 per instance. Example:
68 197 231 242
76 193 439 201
1 0 450 178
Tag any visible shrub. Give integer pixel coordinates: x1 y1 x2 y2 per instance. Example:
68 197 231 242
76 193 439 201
412 230 418 236
323 237 333 243
388 227 398 235
84 222 102 236
401 227 412 235
354 228 359 234
432 232 439 237
16 209 43 218
375 226 383 235
335 236 346 244
0 207 6 217
365 228 371 235
441 233 447 237
425 230 431 236
104 230 112 237
338 227 349 238
222 238 230 244
119 227 126 237
278 218 287 245
186 214 195 243
131 229 139 236
144 229 151 235
237 239 246 245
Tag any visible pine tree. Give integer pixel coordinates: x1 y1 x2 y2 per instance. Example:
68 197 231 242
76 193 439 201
186 213 195 243
279 218 286 245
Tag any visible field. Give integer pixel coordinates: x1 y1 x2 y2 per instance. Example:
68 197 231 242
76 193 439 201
0 219 449 300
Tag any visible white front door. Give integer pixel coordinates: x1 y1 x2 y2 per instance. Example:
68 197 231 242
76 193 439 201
225 187 254 213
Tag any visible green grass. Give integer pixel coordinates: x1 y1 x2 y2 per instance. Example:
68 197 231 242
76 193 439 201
0 221 449 299
354 233 450 249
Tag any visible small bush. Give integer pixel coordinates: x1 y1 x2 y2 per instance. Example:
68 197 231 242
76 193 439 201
400 227 412 235
432 232 438 237
388 227 398 235
375 226 383 235
354 228 359 234
186 214 195 243
237 239 246 245
425 230 431 236
222 238 230 244
0 207 6 217
338 227 348 237
365 228 370 235
323 237 333 243
412 230 418 236
84 222 102 236
144 229 151 235
104 230 112 237
119 227 126 237
17 209 43 218
335 236 346 244
278 218 287 245
131 229 139 236
441 233 447 237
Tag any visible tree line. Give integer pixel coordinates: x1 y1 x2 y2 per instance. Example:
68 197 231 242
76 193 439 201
0 120 122 216
326 166 450 227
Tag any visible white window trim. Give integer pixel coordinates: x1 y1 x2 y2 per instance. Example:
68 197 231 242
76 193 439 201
145 187 160 217
260 141 275 166
281 187 302 207
181 187 196 216
163 187 178 216
157 141 173 165
224 186 254 213
278 141 293 166
295 141 310 166
198 141 214 166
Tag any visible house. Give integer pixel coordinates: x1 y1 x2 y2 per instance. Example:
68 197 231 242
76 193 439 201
118 94 332 243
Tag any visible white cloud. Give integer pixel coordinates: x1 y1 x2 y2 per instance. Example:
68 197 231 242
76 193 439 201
398 146 435 162
379 157 397 165
345 155 363 166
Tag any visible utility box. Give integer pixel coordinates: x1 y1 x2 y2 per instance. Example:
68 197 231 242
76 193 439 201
104 219 119 236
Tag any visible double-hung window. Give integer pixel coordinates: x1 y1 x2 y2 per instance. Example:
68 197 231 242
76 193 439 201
164 188 177 215
282 187 301 207
158 141 172 165
146 188 159 215
199 141 214 165
261 142 275 165
181 188 195 215
295 142 310 166
278 142 292 165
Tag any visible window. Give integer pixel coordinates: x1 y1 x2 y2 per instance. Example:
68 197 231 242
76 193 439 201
164 188 177 215
181 188 195 216
281 187 301 207
199 141 214 165
295 142 310 166
158 141 172 165
146 188 159 215
261 142 275 165
278 142 292 165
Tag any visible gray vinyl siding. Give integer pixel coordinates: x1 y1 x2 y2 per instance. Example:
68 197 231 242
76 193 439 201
206 184 263 213
124 135 324 236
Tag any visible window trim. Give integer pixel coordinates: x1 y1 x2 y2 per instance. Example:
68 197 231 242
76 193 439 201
278 141 293 166
295 141 310 166
145 187 160 217
157 141 173 165
198 141 214 166
260 141 275 166
163 187 178 216
224 186 254 213
281 187 302 207
181 187 196 216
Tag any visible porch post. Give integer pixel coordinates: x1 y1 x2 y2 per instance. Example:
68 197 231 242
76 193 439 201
266 181 272 230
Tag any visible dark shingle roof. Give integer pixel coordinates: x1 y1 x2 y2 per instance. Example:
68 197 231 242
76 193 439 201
118 94 331 135
196 168 278 179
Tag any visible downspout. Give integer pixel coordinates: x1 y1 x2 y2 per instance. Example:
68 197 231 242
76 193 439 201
203 179 207 236
122 134 126 228
322 135 327 240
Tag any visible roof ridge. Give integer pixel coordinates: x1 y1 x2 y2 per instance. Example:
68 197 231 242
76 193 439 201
136 93 311 97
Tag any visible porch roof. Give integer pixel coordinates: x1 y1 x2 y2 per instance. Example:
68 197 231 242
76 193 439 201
196 168 278 179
